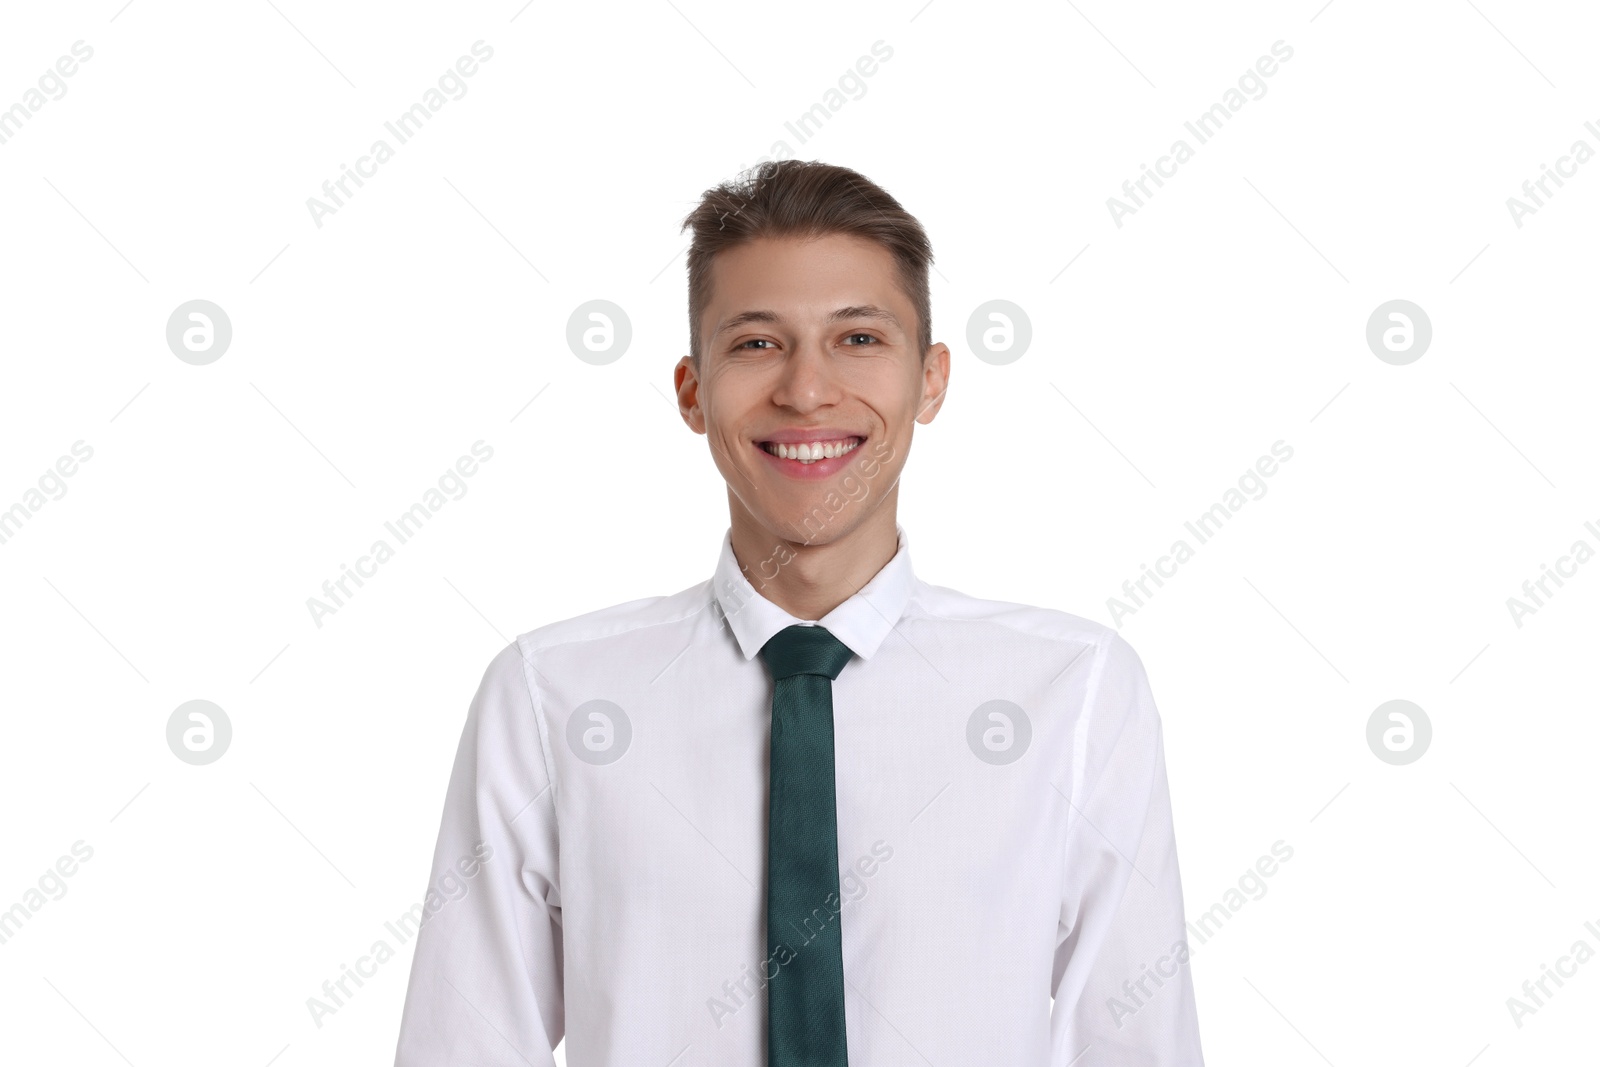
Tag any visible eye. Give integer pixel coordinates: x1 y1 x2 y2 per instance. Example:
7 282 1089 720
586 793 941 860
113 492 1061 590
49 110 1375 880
737 338 777 350
843 332 880 345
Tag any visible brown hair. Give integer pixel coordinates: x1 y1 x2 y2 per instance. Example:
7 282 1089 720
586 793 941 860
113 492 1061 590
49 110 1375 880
680 160 933 365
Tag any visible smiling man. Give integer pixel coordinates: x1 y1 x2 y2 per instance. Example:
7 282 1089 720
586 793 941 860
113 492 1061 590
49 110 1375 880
394 161 1205 1066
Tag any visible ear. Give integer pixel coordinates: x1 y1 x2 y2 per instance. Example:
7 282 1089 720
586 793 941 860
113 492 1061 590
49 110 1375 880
675 355 707 433
916 342 951 424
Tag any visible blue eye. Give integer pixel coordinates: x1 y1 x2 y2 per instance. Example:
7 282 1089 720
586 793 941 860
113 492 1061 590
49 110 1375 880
845 333 879 345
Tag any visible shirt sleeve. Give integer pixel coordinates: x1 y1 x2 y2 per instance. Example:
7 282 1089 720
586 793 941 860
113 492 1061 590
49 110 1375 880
394 640 565 1066
1049 631 1204 1066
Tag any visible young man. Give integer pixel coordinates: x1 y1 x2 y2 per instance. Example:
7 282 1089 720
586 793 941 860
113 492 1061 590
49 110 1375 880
394 161 1204 1065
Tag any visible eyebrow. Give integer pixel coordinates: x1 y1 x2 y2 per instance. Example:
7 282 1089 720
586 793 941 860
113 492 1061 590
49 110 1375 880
715 304 902 335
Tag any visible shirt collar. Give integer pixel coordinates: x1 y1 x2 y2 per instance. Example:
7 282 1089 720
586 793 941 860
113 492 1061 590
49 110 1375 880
711 524 915 663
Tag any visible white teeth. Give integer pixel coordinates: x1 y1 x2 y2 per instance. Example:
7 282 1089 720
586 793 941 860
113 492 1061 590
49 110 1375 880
762 437 862 464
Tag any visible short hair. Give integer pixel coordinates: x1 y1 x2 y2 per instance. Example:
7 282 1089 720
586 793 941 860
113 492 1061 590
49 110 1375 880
680 160 933 366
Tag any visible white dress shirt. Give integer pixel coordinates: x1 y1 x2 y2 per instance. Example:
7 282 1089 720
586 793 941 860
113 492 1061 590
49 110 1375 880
394 524 1204 1066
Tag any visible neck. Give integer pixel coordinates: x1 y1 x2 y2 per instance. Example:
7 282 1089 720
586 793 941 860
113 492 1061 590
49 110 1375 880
727 495 900 621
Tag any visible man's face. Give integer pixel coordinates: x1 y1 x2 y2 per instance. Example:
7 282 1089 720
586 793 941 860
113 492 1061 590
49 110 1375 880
675 232 950 546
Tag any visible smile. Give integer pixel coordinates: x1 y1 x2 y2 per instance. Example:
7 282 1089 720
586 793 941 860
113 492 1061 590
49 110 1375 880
758 436 864 464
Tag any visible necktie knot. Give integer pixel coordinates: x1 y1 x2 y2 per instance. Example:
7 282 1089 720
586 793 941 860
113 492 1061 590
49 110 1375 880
759 624 854 681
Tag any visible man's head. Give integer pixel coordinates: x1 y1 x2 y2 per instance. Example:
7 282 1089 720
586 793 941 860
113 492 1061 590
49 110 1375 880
674 161 950 551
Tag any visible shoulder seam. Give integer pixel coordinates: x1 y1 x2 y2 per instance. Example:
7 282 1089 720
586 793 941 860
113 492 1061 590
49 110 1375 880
511 638 561 832
1066 627 1118 844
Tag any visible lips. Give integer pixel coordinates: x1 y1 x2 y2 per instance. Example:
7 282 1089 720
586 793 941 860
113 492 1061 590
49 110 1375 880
753 432 868 478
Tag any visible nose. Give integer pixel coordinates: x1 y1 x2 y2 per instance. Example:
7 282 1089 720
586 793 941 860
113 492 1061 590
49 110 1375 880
770 337 841 413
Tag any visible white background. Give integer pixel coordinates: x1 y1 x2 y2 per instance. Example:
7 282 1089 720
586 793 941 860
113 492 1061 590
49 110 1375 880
2 1 1597 1064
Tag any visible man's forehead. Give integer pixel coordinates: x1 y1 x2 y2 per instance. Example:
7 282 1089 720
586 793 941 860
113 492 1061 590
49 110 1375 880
706 236 904 308
712 232 894 277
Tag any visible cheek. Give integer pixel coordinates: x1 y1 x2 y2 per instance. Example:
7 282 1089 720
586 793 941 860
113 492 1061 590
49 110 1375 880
707 429 760 488
708 423 745 459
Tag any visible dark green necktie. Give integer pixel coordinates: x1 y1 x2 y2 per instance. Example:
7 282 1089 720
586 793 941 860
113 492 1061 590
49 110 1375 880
759 623 855 1067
